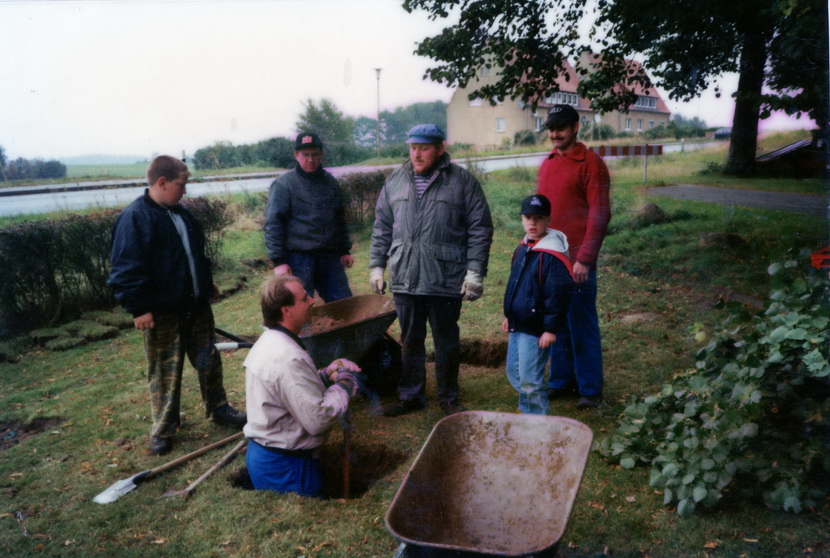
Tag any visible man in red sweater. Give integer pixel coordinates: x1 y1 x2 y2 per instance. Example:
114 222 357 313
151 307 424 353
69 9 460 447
537 104 611 409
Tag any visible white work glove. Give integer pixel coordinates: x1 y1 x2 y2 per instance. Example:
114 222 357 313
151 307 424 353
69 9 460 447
460 270 484 301
370 267 386 295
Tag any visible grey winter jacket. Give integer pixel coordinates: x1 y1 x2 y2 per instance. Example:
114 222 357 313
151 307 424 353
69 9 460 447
369 154 494 297
264 166 352 265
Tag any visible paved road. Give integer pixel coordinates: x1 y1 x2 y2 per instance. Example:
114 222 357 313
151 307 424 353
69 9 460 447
645 184 828 216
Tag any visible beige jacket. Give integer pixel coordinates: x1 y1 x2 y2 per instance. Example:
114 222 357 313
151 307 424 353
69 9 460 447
243 328 349 452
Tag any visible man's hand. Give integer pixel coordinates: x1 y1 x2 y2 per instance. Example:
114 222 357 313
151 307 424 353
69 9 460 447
538 332 557 349
460 270 483 301
274 263 292 276
573 261 591 283
326 358 362 378
341 254 354 269
369 267 386 295
501 317 509 333
134 312 154 330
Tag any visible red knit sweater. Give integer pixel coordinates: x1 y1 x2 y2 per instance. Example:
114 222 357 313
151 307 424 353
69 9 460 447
537 142 611 266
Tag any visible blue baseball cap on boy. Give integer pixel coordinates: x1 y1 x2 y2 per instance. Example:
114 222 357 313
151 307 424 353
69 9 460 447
406 124 446 144
520 194 551 216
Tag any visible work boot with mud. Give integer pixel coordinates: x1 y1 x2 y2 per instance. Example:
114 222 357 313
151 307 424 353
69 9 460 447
210 403 247 428
382 398 425 417
149 435 173 456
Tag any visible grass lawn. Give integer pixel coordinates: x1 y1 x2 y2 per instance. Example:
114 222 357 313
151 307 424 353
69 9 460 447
1 143 828 557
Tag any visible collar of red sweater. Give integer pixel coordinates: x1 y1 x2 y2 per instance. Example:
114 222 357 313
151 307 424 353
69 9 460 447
547 141 588 162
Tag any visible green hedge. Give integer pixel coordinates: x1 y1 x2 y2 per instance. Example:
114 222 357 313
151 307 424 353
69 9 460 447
338 170 391 228
0 197 230 336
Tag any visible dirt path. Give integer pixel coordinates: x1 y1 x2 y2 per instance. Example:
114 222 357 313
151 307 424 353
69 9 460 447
645 184 828 216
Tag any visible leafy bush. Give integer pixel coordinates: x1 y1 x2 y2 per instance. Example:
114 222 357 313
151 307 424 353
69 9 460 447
1 157 67 180
578 123 615 141
597 250 830 516
514 129 537 146
338 170 391 227
180 197 232 264
0 197 229 337
0 210 119 332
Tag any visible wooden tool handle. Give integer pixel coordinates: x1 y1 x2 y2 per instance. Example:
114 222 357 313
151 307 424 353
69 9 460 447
148 431 244 478
183 439 248 496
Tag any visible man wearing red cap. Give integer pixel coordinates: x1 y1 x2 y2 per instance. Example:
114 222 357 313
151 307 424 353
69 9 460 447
537 105 611 409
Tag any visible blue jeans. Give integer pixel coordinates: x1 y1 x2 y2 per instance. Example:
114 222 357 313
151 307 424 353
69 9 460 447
245 440 323 498
549 267 603 396
284 251 352 303
506 332 549 415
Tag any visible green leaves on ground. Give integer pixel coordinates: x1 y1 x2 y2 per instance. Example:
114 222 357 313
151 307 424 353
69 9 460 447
598 249 830 516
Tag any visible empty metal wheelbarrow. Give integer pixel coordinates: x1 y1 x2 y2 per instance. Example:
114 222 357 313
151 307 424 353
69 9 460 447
300 294 397 368
386 411 593 557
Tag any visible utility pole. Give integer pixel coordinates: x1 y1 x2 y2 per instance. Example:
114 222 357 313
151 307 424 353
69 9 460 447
375 68 382 157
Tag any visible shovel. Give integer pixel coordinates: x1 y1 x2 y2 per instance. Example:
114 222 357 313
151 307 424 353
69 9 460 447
161 439 247 499
92 431 244 504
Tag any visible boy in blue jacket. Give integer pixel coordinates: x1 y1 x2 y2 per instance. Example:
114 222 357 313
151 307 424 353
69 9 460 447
502 194 574 414
109 156 246 456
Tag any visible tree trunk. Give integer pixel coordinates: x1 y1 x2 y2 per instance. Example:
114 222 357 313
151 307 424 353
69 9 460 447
726 32 767 175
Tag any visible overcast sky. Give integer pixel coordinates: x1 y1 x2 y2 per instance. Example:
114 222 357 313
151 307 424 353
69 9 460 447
0 0 813 161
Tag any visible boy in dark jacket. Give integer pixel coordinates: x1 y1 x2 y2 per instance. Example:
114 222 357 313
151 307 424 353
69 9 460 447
502 194 574 414
109 156 245 456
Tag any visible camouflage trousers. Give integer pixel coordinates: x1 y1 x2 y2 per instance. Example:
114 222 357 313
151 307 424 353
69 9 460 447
143 303 228 438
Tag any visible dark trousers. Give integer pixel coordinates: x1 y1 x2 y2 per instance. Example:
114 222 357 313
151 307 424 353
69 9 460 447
393 293 462 404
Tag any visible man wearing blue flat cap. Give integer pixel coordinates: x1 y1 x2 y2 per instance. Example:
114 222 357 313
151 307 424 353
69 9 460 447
369 124 494 417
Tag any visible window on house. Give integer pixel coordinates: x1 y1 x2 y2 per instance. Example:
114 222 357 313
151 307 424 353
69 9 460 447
544 92 579 106
469 98 483 107
534 116 544 132
634 96 657 109
479 67 491 77
637 119 643 132
496 117 506 132
649 120 655 130
625 118 631 131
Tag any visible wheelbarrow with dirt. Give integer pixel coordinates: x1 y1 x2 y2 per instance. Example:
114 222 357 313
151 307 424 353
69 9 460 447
386 411 593 557
216 293 398 371
299 293 398 369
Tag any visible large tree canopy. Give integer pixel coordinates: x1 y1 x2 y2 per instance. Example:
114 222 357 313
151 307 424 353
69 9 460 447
404 0 828 174
295 98 356 149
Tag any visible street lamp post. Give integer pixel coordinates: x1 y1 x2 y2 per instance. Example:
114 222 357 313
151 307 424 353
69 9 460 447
374 68 382 157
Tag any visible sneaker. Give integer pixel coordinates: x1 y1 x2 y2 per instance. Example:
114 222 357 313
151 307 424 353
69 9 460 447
382 398 425 417
548 385 579 401
576 394 603 409
210 403 247 428
149 436 172 456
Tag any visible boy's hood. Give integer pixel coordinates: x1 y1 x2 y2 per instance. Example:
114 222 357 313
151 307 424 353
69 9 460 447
526 228 569 255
